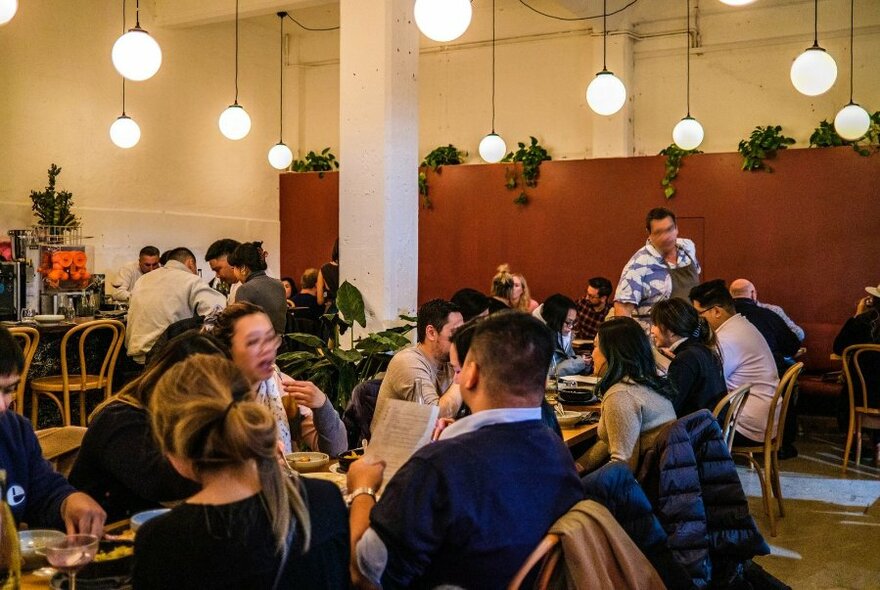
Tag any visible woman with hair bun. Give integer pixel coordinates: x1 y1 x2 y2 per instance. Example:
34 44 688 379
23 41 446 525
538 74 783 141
230 241 288 336
488 264 515 314
133 355 348 589
650 297 727 417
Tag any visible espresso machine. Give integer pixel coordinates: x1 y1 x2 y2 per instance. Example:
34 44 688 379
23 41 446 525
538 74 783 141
0 230 32 321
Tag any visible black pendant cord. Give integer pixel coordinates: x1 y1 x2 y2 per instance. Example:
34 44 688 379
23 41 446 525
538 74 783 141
848 0 854 103
811 0 819 48
121 0 127 116
135 0 141 29
491 0 497 133
602 0 607 71
279 13 285 142
685 0 691 116
234 0 240 105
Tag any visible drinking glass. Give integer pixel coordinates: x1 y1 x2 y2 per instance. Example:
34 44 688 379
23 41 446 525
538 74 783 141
44 534 99 590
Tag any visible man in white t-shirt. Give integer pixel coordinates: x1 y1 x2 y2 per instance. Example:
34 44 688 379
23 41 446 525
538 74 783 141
110 246 161 302
690 279 780 444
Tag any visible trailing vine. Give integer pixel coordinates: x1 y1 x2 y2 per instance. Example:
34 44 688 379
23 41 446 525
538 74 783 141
290 147 339 177
659 144 701 199
737 125 795 172
501 136 551 206
418 144 466 208
810 112 880 157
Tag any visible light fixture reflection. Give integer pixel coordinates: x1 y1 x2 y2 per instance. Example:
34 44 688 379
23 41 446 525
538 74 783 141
414 0 472 42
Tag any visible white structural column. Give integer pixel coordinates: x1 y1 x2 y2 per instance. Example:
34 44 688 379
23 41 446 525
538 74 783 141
339 0 419 330
591 32 634 157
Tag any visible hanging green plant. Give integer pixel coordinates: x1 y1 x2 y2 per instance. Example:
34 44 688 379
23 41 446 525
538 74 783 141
659 144 701 199
513 192 529 206
737 125 796 172
502 136 551 187
810 112 880 157
30 164 79 227
418 144 466 208
290 147 339 177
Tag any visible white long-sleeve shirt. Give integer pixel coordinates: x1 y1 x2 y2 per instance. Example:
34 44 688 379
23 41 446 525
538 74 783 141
110 260 142 302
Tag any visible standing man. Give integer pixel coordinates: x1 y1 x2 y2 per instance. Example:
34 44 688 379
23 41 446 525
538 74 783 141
614 208 701 326
110 245 160 302
689 280 780 446
348 313 582 589
126 247 226 364
205 238 241 302
573 276 613 341
372 299 464 427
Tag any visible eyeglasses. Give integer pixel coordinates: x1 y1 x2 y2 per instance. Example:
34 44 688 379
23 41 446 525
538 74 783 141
696 305 718 316
563 319 576 327
245 334 282 352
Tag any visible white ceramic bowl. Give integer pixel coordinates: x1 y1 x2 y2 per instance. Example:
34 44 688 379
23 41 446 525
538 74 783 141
19 529 65 570
33 314 65 324
556 411 583 428
285 451 330 473
130 508 171 531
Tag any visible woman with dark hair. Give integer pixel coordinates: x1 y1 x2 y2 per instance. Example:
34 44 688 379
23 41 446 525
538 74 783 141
650 297 727 416
69 332 228 521
540 293 591 376
487 264 514 314
317 238 339 309
230 241 288 335
133 355 348 589
210 302 347 457
280 276 298 307
578 317 676 473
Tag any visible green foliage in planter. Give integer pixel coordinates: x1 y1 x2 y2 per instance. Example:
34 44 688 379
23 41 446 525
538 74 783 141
30 164 78 227
737 125 795 172
290 147 339 177
276 280 415 410
810 112 880 157
502 136 551 188
659 144 701 199
513 192 529 206
418 144 466 208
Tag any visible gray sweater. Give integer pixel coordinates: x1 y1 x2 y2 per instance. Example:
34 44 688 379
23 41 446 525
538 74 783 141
234 271 288 335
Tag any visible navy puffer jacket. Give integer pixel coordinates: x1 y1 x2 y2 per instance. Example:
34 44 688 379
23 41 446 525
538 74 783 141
639 410 770 588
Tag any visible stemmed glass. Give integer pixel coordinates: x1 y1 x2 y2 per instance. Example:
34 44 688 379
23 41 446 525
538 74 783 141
44 534 99 590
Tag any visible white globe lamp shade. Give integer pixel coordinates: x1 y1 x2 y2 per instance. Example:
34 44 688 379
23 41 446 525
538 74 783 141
218 104 251 140
109 115 141 149
268 143 294 170
479 133 507 163
834 103 871 141
672 116 704 150
112 28 162 82
586 71 627 116
414 0 472 42
718 0 756 5
790 47 837 96
0 0 17 26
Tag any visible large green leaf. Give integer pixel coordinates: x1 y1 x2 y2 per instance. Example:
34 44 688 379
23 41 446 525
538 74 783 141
287 333 326 349
332 347 364 363
336 281 367 328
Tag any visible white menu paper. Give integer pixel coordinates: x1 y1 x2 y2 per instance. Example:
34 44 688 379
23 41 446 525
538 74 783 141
365 399 439 488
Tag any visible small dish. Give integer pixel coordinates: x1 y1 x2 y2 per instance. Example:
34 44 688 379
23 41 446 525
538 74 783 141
130 508 171 531
335 447 365 473
19 529 66 570
556 411 583 428
285 451 329 473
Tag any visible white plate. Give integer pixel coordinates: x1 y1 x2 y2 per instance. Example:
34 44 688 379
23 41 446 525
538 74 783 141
33 315 65 324
301 471 347 492
565 375 600 385
329 463 345 475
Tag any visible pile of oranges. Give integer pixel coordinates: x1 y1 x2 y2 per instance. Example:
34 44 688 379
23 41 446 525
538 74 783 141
39 249 91 288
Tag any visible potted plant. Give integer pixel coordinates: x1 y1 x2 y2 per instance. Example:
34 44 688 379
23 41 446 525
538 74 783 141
419 144 466 208
30 164 79 230
289 147 339 178
737 125 795 172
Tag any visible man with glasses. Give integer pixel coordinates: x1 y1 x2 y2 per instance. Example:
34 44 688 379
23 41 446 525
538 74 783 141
0 326 106 535
614 208 701 327
573 276 613 341
689 280 779 446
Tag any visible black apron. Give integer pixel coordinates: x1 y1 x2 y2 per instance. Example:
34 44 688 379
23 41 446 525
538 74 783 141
668 260 701 301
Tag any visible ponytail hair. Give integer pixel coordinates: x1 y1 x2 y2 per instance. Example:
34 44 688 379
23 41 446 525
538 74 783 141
490 264 515 300
150 355 311 553
651 297 717 348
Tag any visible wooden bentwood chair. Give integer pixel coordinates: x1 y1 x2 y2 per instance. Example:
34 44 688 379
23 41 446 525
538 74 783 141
507 534 562 590
840 344 880 473
712 383 753 453
29 319 125 426
8 326 40 416
732 362 804 537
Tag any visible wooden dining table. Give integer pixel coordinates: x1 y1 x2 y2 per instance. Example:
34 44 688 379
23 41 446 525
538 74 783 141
559 402 601 448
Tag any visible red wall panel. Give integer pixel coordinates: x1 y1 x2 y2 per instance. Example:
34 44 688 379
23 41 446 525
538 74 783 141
279 171 339 286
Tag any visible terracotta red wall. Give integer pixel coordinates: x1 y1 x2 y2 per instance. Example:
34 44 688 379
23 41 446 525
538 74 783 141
279 147 880 363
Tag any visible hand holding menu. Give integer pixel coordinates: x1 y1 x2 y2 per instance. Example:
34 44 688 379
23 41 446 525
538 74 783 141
365 399 439 487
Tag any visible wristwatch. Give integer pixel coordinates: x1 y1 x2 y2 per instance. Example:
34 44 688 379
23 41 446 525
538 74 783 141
346 487 378 506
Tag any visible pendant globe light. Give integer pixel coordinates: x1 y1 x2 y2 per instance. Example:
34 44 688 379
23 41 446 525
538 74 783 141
219 0 251 140
586 0 626 116
268 13 293 170
0 0 17 26
479 0 506 163
414 0 472 43
834 0 870 141
110 80 141 149
790 0 836 96
672 0 703 150
718 0 756 5
111 0 162 82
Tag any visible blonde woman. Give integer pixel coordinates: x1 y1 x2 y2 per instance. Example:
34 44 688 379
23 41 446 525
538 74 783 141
488 264 515 314
133 355 348 589
511 272 540 313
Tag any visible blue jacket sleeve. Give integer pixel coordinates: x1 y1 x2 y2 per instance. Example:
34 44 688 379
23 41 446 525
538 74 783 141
21 416 75 529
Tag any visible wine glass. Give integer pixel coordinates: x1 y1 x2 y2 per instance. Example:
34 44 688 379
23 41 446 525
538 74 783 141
44 534 99 590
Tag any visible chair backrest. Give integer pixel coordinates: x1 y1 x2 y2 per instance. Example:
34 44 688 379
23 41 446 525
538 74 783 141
507 534 561 590
36 426 87 477
763 362 804 452
842 344 880 410
59 319 126 396
712 383 752 452
9 326 40 415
